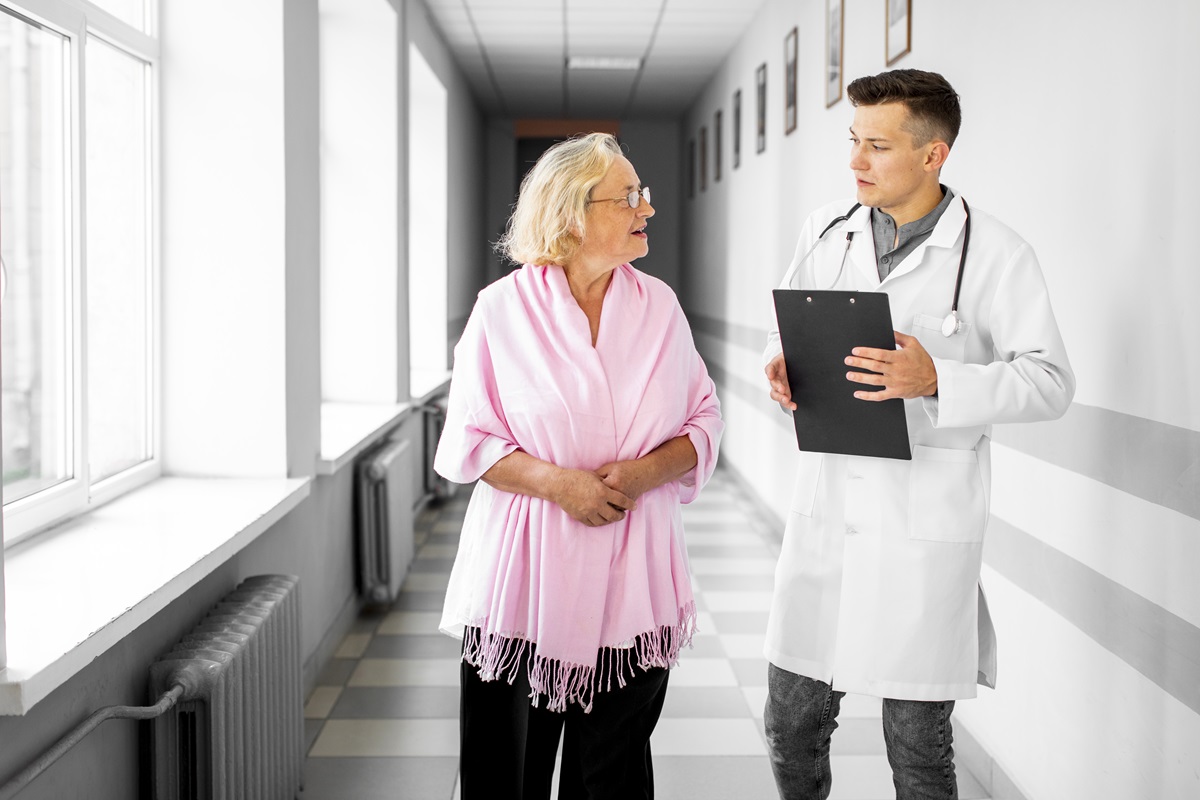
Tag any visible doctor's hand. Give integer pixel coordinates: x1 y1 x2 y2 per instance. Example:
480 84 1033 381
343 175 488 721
552 468 637 527
765 354 797 412
844 331 939 401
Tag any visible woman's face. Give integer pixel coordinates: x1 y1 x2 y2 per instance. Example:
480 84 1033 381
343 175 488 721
574 156 655 270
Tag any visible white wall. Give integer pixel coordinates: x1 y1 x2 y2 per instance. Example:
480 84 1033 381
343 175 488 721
680 1 1200 797
405 0 489 358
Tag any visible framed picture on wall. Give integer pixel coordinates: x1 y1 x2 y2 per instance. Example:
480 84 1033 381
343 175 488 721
756 63 767 153
733 89 742 169
688 138 696 198
887 0 911 65
714 110 723 182
784 27 798 134
699 126 708 192
826 0 844 107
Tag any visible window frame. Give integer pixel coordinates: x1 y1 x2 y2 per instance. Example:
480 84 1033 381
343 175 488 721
1 0 160 546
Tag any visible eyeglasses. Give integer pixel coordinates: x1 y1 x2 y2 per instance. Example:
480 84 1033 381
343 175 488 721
587 186 651 209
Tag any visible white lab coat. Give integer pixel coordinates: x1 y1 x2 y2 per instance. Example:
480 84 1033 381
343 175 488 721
763 193 1075 701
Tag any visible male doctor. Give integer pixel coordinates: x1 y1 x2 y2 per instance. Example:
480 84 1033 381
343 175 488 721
762 70 1075 800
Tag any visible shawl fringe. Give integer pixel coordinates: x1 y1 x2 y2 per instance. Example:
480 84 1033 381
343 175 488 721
461 602 698 713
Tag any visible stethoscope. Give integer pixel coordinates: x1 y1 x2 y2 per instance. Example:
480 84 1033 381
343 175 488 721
784 198 972 338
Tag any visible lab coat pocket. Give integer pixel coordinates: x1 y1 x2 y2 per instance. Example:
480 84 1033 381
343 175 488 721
912 313 971 363
789 452 824 517
908 445 986 542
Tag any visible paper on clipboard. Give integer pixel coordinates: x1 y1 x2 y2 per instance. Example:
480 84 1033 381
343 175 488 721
772 289 911 460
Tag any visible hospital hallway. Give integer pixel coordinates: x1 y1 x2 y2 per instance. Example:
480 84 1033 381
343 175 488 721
298 472 990 800
1 0 1196 798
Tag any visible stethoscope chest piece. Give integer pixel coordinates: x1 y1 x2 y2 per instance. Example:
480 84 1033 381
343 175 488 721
941 310 961 338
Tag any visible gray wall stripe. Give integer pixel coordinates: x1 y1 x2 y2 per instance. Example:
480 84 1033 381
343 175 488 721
687 310 1200 523
985 517 1200 716
989 403 1200 523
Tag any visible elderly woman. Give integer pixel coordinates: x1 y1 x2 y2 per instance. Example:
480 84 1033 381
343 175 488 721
434 132 723 799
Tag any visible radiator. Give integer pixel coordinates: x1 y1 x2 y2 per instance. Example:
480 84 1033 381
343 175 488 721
420 398 456 502
149 574 303 800
355 435 416 605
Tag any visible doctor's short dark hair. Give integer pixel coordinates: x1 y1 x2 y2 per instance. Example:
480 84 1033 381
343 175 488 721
847 69 961 149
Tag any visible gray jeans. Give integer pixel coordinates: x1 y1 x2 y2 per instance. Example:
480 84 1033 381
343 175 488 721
763 664 958 800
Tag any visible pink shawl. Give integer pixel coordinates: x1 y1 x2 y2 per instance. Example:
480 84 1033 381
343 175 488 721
434 263 723 712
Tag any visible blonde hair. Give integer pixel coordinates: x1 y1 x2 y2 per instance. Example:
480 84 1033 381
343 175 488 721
496 133 623 266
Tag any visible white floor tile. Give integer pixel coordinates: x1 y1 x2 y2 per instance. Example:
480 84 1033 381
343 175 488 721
348 658 460 687
418 544 459 559
718 632 767 659
683 531 767 547
703 591 774 612
334 632 372 659
309 719 459 757
741 686 768 719
840 692 884 718
689 557 778 575
668 658 739 687
826 755 897 799
651 718 767 756
304 686 342 719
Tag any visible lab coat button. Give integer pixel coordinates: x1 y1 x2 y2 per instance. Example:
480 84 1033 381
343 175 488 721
845 525 858 535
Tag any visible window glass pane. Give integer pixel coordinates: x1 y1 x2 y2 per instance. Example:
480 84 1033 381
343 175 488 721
0 10 71 506
86 0 145 33
85 36 149 483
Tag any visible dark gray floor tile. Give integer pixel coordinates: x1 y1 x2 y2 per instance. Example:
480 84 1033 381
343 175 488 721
300 756 458 800
366 633 462 659
730 658 769 687
351 611 386 634
316 658 359 687
331 686 460 719
652 756 779 799
661 687 753 718
682 635 727 658
390 591 447 612
687 544 774 559
410 558 457 573
304 718 324 754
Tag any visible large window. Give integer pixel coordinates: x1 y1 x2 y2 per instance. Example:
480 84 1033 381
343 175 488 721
1 1 157 544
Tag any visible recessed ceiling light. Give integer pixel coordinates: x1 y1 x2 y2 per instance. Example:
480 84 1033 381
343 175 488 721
567 56 641 71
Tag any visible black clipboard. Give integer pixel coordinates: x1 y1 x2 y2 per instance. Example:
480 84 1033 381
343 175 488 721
772 289 911 460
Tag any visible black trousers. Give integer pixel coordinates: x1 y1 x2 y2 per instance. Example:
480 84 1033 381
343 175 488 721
459 646 670 800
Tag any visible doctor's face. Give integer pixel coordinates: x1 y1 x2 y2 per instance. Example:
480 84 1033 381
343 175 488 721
848 102 940 220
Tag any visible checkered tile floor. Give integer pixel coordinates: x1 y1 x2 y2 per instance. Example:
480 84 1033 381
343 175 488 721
299 470 990 799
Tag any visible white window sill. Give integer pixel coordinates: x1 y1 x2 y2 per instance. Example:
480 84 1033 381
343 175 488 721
0 476 311 716
317 377 450 476
318 402 414 475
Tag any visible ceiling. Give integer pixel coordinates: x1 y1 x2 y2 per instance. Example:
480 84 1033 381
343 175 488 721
420 0 768 119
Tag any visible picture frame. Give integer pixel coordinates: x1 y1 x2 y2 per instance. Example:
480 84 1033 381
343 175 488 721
714 110 723 182
886 0 911 65
826 0 844 107
688 138 696 198
733 89 742 169
699 126 708 192
756 63 767 153
784 27 798 134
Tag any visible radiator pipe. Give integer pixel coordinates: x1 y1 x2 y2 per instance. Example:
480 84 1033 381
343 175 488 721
0 684 185 800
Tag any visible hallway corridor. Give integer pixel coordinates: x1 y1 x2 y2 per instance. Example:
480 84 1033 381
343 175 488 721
298 470 990 800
